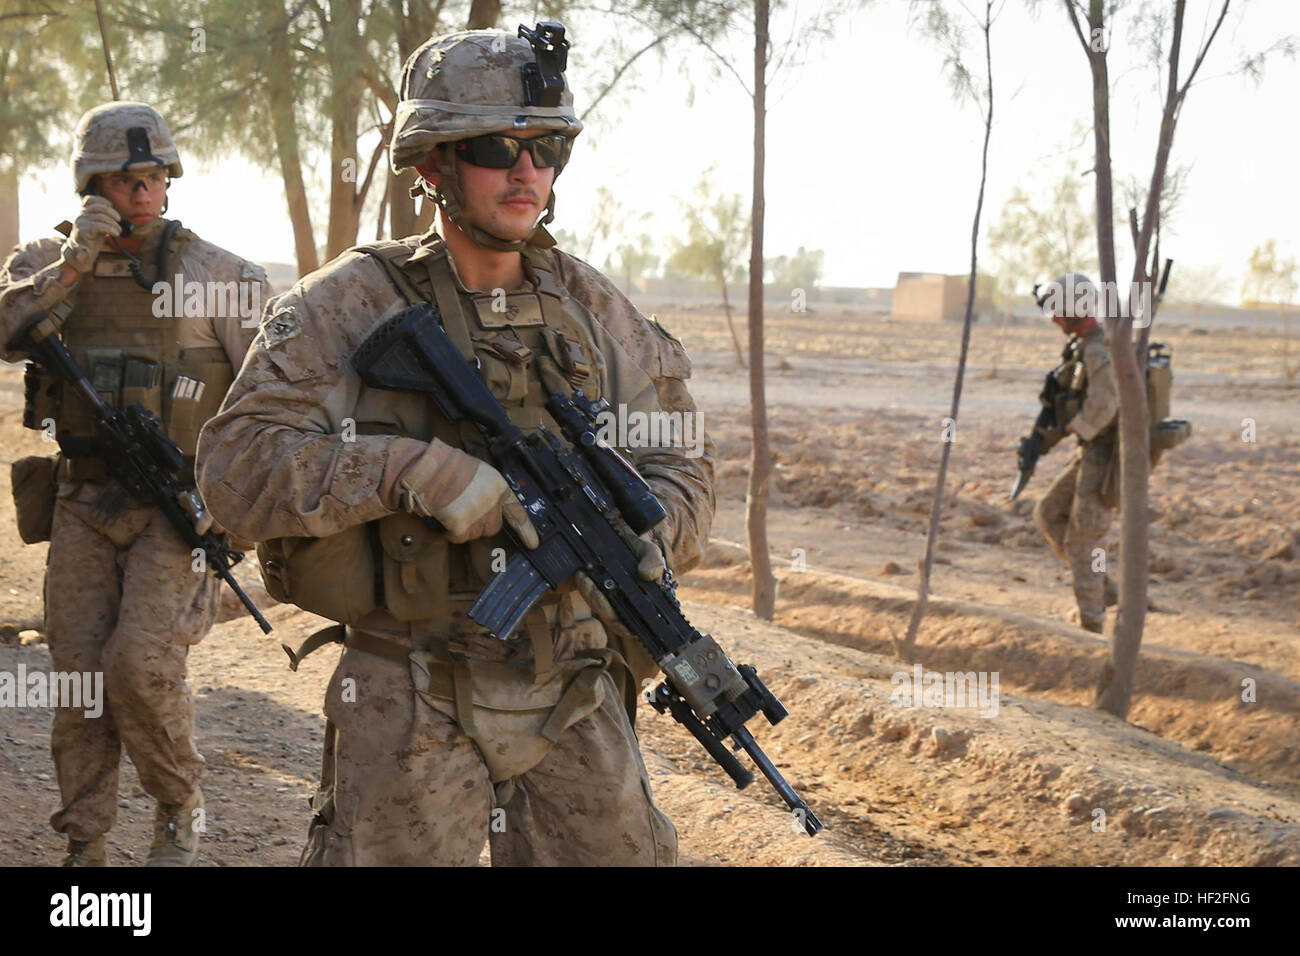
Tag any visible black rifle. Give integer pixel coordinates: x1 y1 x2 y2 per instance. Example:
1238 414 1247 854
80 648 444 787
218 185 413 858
12 313 272 634
353 303 824 836
1008 371 1062 501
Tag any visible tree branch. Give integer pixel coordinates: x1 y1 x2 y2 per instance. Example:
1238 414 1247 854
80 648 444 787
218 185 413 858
1177 0 1230 99
1062 0 1090 54
580 32 673 122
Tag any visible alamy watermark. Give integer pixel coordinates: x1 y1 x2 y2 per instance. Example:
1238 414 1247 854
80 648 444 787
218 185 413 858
0 666 103 718
890 664 999 718
151 274 262 328
594 403 705 459
50 886 150 936
1039 275 1159 328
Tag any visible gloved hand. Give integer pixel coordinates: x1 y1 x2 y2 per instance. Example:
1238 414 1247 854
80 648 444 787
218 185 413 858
574 531 667 640
60 196 122 273
629 531 667 582
392 439 539 548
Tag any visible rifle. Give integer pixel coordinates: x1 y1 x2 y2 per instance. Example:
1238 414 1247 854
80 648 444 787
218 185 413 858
1008 371 1062 501
353 302 824 836
12 313 272 634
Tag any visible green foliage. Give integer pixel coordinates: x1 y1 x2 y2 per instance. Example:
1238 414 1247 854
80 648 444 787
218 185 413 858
1243 239 1298 307
604 234 659 284
985 166 1098 294
0 2 109 173
766 246 823 290
665 169 748 287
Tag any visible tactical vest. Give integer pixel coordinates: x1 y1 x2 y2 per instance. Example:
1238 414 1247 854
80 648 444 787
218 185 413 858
22 224 235 482
260 237 608 639
1049 328 1115 444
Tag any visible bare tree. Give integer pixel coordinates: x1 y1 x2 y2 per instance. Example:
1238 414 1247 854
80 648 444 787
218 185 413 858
1061 0 1232 718
896 0 1000 662
617 0 857 619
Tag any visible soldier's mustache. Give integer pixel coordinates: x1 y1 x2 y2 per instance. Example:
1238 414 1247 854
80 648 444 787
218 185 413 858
499 190 540 204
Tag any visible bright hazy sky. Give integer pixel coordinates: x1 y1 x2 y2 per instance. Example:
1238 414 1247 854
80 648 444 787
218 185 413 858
16 0 1299 296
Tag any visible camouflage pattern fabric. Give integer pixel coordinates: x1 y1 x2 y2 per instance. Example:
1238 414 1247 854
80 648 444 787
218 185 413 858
197 232 714 866
390 31 581 173
1033 442 1115 620
45 484 221 842
300 642 677 867
71 102 183 193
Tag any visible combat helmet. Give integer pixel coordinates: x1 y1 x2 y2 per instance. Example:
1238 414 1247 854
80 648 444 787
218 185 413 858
72 102 183 194
1041 272 1097 324
391 22 582 252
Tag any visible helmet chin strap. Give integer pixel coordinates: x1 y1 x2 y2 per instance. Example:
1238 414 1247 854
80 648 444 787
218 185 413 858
424 149 557 252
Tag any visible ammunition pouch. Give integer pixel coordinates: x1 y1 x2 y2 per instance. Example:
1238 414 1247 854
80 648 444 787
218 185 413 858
258 511 458 626
165 348 236 457
22 362 59 433
10 455 60 544
1150 418 1191 468
284 614 613 783
257 524 378 624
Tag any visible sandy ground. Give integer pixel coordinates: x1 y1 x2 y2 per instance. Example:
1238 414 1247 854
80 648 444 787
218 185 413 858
1 303 1296 866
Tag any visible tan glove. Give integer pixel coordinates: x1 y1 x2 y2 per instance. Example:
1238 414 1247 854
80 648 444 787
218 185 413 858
574 531 666 639
60 196 122 273
630 531 667 581
389 439 539 548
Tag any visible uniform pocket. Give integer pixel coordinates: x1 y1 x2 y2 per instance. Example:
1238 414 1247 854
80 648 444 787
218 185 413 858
257 526 378 623
377 511 449 621
11 455 59 544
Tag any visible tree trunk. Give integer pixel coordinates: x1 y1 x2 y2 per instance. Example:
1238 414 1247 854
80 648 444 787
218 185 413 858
466 0 501 29
267 8 318 277
389 166 419 239
383 6 442 240
899 0 995 663
0 163 18 255
1089 0 1214 718
746 0 775 620
720 278 747 367
325 0 364 260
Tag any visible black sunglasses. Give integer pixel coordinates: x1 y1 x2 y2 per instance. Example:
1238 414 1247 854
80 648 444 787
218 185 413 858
454 133 570 170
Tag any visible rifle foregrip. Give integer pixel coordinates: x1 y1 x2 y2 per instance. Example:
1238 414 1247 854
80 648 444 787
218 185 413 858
657 687 754 789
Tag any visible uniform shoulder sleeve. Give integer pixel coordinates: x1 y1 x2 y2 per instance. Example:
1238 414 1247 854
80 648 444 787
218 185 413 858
550 249 692 381
1068 338 1119 441
0 239 70 362
549 248 714 572
176 234 274 367
195 251 428 541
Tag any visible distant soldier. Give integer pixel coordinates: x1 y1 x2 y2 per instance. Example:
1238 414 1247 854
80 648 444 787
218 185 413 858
0 102 269 865
1030 273 1120 633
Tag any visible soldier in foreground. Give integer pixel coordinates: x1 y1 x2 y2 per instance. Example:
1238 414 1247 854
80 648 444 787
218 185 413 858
1028 273 1120 633
197 24 715 865
0 103 268 865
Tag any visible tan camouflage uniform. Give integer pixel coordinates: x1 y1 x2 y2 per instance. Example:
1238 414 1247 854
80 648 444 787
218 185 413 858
196 236 714 866
0 228 265 843
1033 328 1120 627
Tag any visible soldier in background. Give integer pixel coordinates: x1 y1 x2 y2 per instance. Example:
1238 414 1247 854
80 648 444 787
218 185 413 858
0 102 268 865
1031 273 1120 634
197 24 715 866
